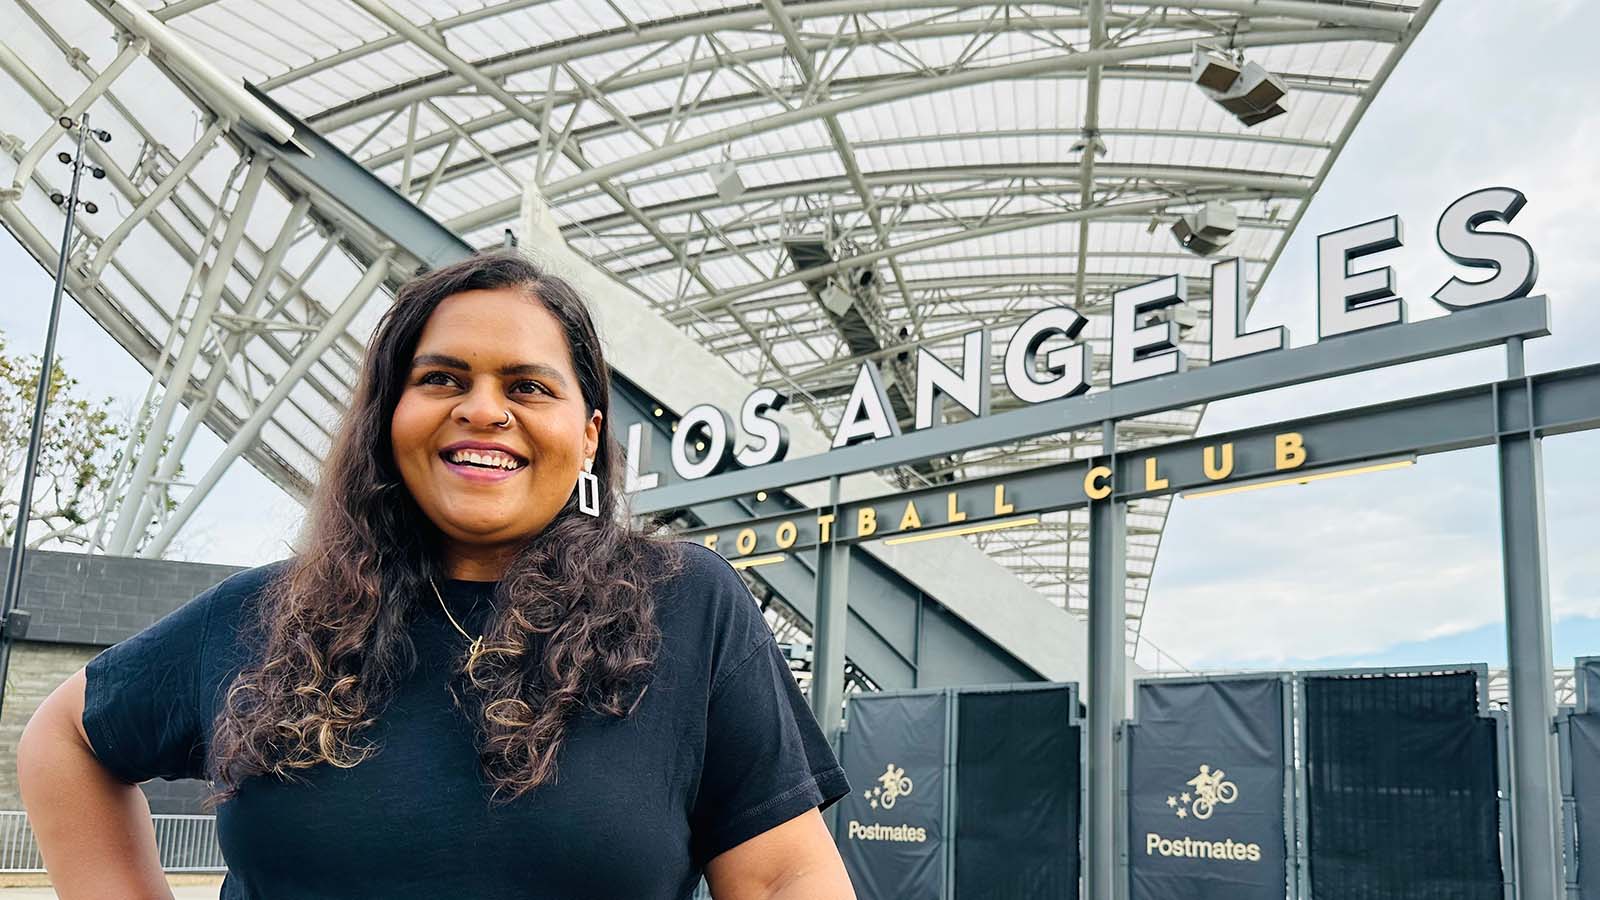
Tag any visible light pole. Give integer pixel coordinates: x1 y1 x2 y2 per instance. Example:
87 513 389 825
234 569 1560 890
0 114 110 715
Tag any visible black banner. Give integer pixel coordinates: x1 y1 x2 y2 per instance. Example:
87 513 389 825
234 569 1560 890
1572 715 1600 899
1128 677 1288 900
1572 658 1600 899
954 686 1080 899
1304 671 1501 900
836 692 948 900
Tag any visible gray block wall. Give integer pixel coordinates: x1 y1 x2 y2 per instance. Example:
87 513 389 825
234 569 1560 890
0 549 248 812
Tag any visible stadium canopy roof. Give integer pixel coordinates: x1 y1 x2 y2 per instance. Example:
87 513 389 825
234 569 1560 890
0 0 1435 658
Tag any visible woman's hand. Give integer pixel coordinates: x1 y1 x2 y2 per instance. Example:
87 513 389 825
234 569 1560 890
704 808 855 900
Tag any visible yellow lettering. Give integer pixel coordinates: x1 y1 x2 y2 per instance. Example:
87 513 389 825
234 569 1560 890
702 533 718 551
1144 457 1168 491
1203 443 1235 480
857 507 877 538
1084 465 1112 500
898 501 922 531
1275 432 1307 471
817 513 836 544
946 491 966 523
735 528 757 555
993 483 1014 515
775 520 797 549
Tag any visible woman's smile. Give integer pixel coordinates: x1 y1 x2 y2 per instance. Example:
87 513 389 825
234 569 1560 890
438 442 530 484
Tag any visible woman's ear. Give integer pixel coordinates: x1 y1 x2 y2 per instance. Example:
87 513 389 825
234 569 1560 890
584 409 602 461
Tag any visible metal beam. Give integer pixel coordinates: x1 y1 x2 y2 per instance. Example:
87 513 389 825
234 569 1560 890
144 256 393 557
364 63 1360 184
634 296 1553 514
537 28 1387 199
1498 343 1563 897
677 189 1269 316
452 162 1311 236
305 2 1407 131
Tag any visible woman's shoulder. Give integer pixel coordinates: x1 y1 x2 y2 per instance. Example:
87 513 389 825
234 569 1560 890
651 541 773 669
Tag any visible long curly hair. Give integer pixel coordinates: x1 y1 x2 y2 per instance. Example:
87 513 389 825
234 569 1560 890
204 251 679 807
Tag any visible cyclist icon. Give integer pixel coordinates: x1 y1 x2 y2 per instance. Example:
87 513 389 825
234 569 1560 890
875 764 914 810
1185 764 1238 820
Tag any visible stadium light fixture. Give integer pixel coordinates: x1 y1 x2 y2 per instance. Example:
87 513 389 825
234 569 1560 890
1171 200 1239 256
1190 46 1288 127
1181 455 1416 500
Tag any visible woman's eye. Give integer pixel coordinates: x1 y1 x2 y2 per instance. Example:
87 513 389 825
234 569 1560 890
419 371 456 387
514 380 549 396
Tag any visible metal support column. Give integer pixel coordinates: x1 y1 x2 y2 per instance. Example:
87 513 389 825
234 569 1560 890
1498 339 1562 898
810 476 849 742
1086 421 1127 900
142 254 392 557
129 195 312 539
108 152 270 554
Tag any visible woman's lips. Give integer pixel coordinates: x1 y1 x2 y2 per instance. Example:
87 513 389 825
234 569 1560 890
440 457 526 483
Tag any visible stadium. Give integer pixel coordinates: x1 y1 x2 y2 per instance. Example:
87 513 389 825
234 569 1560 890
0 1 1595 897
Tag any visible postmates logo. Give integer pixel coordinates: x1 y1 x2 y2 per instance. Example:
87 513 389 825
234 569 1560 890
847 762 928 844
1145 762 1263 864
864 763 913 810
1167 764 1239 821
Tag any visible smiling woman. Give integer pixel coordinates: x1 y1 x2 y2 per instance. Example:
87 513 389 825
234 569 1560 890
19 251 855 900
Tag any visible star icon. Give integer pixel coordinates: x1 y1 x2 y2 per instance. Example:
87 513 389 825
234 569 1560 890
1176 807 1188 819
1180 792 1191 804
1166 796 1177 808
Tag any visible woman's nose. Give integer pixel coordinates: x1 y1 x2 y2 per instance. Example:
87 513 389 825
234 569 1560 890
454 382 507 427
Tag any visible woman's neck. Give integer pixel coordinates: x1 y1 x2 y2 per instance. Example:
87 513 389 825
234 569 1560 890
441 542 517 581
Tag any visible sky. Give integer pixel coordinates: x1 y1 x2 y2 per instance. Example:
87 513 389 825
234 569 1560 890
1 1 1595 674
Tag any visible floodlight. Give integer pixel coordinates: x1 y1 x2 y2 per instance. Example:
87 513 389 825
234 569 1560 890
1238 104 1287 127
708 158 745 202
1190 46 1241 92
1212 61 1289 119
1171 201 1238 256
57 151 71 164
1190 46 1290 128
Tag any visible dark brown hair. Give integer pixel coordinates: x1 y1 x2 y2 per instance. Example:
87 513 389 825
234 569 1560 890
205 251 678 806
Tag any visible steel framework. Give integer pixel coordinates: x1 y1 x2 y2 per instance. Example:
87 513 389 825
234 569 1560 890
0 1 1433 664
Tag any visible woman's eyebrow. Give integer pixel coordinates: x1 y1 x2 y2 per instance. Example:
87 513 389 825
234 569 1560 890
412 353 568 387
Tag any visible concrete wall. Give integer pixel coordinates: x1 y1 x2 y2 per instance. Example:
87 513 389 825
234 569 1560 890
0 549 244 813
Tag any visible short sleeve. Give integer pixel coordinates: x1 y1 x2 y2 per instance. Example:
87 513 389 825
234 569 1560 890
81 583 219 785
689 633 851 866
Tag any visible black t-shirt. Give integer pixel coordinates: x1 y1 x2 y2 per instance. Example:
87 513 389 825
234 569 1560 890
82 542 848 899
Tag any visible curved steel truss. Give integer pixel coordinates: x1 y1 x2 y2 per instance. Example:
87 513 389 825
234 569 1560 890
0 0 1435 659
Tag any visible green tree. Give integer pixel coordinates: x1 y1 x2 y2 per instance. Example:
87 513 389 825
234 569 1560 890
0 330 183 555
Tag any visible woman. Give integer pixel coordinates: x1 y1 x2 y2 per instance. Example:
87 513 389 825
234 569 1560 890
18 251 855 899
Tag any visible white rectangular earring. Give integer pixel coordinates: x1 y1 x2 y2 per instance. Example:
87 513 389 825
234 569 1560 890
577 459 600 517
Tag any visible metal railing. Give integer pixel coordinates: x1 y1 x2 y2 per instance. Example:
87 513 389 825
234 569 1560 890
0 811 225 873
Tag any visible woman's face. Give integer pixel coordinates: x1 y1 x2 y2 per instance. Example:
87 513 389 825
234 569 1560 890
391 287 601 556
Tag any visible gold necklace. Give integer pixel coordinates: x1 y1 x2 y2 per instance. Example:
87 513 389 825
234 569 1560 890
430 576 487 657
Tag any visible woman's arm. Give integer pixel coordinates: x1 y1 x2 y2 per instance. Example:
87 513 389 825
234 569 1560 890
704 808 855 900
16 667 176 900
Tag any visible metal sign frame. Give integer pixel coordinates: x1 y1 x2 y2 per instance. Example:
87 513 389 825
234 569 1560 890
639 290 1593 897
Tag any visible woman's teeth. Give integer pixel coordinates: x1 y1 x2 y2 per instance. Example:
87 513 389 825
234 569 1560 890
446 450 523 470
